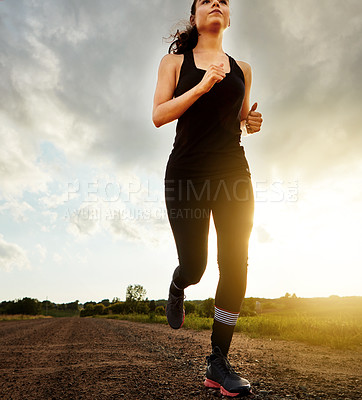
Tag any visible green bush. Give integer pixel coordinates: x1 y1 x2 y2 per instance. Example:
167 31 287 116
184 301 196 314
136 301 150 315
149 300 156 312
199 298 214 318
80 303 95 317
155 305 165 316
9 298 42 315
94 303 106 315
109 302 125 314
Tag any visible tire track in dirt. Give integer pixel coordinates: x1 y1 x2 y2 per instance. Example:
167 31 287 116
0 317 360 400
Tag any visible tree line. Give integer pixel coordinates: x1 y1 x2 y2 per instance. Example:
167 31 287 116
1 286 303 318
0 298 79 317
80 284 257 318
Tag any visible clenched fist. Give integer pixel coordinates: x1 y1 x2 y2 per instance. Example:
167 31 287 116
246 102 263 134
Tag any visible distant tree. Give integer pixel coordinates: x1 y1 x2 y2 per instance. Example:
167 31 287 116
241 298 256 313
41 300 57 315
13 297 41 315
155 305 165 316
100 299 110 307
79 302 96 316
0 300 15 314
184 301 196 314
111 297 120 303
126 284 146 302
123 284 146 314
109 301 125 314
291 293 297 299
136 301 150 315
283 292 291 298
149 300 156 312
94 303 106 315
200 298 215 318
80 303 95 317
239 298 257 316
66 300 80 311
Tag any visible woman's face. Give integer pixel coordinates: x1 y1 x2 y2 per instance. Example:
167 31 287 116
192 0 230 31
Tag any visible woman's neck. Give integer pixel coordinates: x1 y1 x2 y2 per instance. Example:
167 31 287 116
193 32 224 54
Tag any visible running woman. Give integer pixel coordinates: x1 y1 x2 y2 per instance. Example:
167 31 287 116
152 0 263 397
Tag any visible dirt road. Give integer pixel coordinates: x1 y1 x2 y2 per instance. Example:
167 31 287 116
0 317 360 399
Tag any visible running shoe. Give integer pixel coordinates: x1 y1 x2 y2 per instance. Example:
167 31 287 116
204 346 251 397
165 289 185 329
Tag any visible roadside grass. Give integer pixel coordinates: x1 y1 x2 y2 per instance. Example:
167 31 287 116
233 312 362 351
0 314 53 321
97 309 362 351
44 310 80 318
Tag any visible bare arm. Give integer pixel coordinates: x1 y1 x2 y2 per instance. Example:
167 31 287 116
152 54 202 128
238 61 263 134
237 61 252 132
152 53 226 128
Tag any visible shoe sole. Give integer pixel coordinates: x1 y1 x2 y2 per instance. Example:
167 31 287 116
204 378 251 397
165 306 185 329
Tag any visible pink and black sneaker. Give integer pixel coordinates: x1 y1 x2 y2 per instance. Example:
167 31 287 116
204 346 251 397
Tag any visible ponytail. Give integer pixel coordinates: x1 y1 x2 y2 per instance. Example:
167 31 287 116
164 0 199 55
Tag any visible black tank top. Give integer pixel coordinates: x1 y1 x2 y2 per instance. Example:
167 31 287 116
164 49 251 184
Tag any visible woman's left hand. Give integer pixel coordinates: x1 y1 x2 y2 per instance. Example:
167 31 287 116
246 102 263 134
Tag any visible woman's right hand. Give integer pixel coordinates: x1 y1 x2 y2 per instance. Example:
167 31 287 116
153 55 225 128
197 63 226 94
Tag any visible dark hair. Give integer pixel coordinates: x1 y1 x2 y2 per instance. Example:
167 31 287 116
165 0 199 54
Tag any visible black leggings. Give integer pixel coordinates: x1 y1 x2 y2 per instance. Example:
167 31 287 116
165 175 254 314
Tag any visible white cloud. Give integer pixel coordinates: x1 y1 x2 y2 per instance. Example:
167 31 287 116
53 252 63 264
0 234 31 272
64 188 170 246
0 120 52 199
0 0 185 204
39 192 70 210
1 0 361 200
0 198 34 222
36 244 47 263
66 203 102 238
42 210 58 224
231 0 362 185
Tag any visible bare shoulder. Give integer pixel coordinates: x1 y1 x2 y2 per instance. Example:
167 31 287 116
235 60 252 74
235 60 252 83
160 53 184 69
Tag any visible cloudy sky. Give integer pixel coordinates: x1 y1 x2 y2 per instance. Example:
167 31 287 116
1 0 361 304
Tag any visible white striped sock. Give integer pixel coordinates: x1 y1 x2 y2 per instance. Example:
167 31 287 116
214 305 239 326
